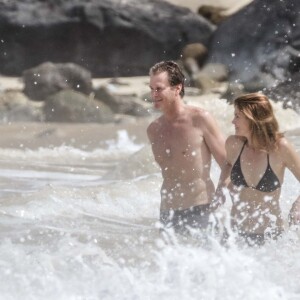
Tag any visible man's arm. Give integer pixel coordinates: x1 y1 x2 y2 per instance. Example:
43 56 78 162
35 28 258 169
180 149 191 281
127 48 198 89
147 119 159 146
209 136 234 211
210 161 231 211
201 110 226 167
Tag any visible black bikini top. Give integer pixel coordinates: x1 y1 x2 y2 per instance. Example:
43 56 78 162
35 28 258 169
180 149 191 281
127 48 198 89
230 141 281 192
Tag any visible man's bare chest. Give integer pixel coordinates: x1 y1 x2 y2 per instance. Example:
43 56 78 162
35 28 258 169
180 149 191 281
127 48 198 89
152 123 203 161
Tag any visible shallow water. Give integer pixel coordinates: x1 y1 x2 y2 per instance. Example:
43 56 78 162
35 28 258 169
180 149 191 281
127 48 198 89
0 99 299 300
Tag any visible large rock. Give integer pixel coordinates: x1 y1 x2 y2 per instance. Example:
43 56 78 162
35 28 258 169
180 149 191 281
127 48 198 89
265 72 300 112
0 0 215 77
23 62 93 101
0 90 43 122
206 0 300 87
94 85 151 117
182 43 208 69
44 89 114 123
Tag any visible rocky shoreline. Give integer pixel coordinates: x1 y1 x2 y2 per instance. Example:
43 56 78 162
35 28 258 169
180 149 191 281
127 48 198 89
0 0 299 124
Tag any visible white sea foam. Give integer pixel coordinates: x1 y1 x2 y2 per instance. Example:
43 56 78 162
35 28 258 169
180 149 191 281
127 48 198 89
0 110 299 299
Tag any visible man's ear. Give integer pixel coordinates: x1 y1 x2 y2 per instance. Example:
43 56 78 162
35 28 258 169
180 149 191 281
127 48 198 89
176 84 182 95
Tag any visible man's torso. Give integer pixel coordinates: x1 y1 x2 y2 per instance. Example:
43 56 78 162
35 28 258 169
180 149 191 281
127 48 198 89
149 107 215 211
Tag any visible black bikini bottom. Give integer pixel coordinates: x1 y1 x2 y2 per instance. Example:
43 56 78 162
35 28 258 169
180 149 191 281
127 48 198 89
222 228 283 247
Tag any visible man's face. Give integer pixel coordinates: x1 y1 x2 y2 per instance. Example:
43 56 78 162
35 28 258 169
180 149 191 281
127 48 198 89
149 71 177 110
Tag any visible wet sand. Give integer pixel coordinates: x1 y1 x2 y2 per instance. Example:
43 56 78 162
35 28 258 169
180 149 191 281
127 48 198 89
0 120 153 150
0 73 299 151
165 0 253 14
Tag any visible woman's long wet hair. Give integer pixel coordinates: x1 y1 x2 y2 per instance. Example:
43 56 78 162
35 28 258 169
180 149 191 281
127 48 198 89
234 93 284 151
149 61 185 98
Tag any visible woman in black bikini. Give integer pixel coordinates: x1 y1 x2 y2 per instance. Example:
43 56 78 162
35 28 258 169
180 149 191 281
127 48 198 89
213 93 300 245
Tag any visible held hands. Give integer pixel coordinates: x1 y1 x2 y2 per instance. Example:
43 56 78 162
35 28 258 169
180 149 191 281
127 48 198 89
209 186 226 212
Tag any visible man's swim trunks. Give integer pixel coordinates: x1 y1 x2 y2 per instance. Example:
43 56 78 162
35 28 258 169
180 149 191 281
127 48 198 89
159 204 211 235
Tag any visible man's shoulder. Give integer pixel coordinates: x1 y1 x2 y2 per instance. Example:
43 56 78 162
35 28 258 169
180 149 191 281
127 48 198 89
186 104 206 114
186 105 216 127
185 105 209 119
147 116 163 127
147 116 163 136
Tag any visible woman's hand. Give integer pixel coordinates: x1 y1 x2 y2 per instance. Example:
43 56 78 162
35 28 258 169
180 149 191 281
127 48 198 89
209 186 227 212
288 197 300 226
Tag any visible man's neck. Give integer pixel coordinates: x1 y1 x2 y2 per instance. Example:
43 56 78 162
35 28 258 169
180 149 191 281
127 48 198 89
163 98 185 121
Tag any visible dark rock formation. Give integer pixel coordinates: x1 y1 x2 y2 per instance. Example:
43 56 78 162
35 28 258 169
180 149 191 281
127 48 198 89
206 0 300 89
23 62 93 101
94 86 151 117
44 89 114 123
0 0 215 77
265 72 300 112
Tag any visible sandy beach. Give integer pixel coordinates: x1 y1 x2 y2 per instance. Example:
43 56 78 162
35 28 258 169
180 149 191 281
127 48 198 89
0 71 299 151
0 0 298 153
0 74 153 150
0 119 152 150
165 0 253 14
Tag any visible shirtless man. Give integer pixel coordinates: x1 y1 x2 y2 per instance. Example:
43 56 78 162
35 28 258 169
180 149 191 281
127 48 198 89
147 61 226 234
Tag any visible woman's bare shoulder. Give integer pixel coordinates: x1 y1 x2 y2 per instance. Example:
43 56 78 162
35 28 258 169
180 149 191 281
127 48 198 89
276 136 296 154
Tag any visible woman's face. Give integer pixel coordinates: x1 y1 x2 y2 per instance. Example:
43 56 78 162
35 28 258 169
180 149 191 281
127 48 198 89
232 107 250 137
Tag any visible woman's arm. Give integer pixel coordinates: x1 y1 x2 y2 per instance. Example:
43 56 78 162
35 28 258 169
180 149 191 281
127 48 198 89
289 196 300 225
279 138 300 225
